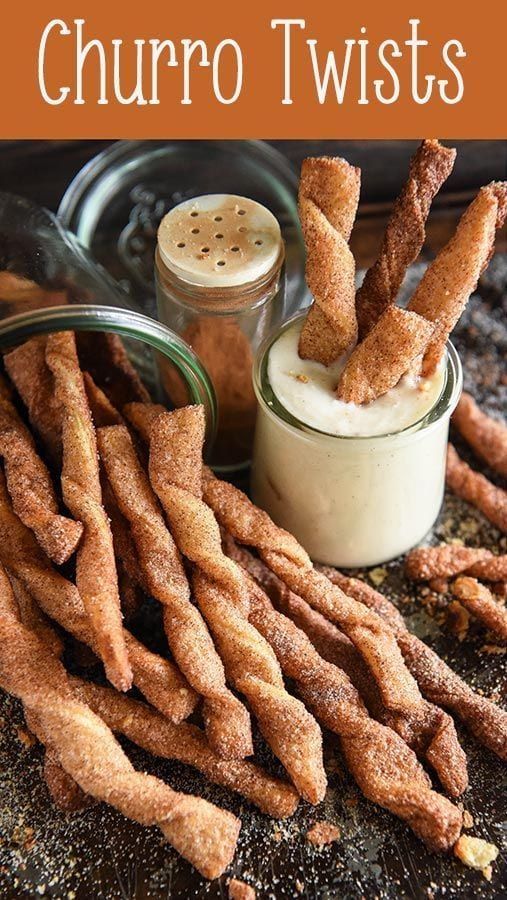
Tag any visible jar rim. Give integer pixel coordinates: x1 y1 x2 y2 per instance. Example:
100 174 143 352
253 312 463 443
0 303 218 448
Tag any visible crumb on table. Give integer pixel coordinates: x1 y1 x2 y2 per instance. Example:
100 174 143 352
306 821 341 847
228 877 256 900
454 835 499 874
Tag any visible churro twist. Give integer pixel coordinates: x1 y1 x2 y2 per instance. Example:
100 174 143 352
0 472 196 722
146 406 326 803
452 392 507 479
446 444 507 534
71 678 298 819
4 336 62 462
230 550 462 852
46 331 131 691
406 545 506 582
0 387 83 564
322 569 507 761
97 424 252 760
452 577 507 643
336 305 434 404
76 332 150 409
0 579 240 880
356 140 456 338
409 182 507 376
298 157 360 365
202 473 467 794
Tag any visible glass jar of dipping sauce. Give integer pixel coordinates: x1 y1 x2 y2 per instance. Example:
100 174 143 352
251 314 463 568
155 194 285 472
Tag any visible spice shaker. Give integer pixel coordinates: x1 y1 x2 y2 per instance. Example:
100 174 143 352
155 194 285 471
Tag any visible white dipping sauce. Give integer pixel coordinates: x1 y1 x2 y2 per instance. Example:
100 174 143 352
251 319 456 568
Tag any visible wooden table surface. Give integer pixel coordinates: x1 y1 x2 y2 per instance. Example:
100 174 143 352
0 140 505 265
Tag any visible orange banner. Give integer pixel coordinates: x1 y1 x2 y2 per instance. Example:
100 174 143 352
0 1 504 137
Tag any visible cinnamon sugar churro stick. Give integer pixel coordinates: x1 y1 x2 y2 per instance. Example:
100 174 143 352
405 545 502 581
46 332 131 691
336 306 434 404
356 140 456 338
322 569 507 760
146 406 326 803
452 577 507 643
298 157 360 365
83 371 125 427
409 182 507 376
0 473 196 723
4 336 62 462
0 581 240 880
228 541 467 798
70 678 299 819
446 444 507 534
0 389 83 564
239 571 462 851
452 392 507 478
97 424 252 760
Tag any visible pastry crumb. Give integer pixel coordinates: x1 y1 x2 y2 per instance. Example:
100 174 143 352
306 821 341 847
462 810 474 829
454 835 499 870
228 878 256 900
369 567 387 587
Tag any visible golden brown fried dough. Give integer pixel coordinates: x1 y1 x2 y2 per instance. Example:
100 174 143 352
452 577 507 643
446 444 507 533
452 392 507 478
4 336 62 462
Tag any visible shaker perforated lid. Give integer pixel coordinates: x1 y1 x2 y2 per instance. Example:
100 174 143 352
157 194 283 288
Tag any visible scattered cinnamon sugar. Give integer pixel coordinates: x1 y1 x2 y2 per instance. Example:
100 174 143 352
228 877 256 900
306 821 341 847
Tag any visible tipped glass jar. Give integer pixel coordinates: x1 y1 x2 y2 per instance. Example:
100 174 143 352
155 194 285 472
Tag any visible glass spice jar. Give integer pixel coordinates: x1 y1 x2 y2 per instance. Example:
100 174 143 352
155 194 285 472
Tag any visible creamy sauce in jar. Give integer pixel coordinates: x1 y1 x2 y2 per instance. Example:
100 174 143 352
251 318 459 568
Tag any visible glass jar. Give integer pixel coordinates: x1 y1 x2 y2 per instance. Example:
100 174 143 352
0 193 217 445
251 314 463 568
155 194 285 472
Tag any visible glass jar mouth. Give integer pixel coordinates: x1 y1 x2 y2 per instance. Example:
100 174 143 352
0 303 218 449
253 312 463 443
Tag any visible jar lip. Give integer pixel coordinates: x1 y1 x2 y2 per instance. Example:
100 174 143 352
0 303 218 448
253 312 463 442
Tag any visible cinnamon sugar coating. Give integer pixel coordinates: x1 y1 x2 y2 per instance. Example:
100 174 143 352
46 332 131 692
4 336 63 462
409 182 507 376
97 424 252 760
452 392 507 478
298 157 360 365
446 444 507 534
452 577 507 643
356 140 456 338
0 386 82 564
336 306 434 404
406 545 497 581
0 472 196 723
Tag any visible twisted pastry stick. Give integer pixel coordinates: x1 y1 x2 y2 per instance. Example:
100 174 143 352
321 568 507 760
452 577 507 643
336 306 434 404
406 545 506 582
446 444 507 533
97 424 252 760
0 387 83 564
0 472 196 722
0 579 240 880
147 406 326 803
4 336 62 462
202 473 467 792
76 332 150 408
356 140 456 338
227 541 467 798
46 332 131 691
298 157 360 365
231 557 462 851
409 182 507 376
452 392 507 479
70 678 298 819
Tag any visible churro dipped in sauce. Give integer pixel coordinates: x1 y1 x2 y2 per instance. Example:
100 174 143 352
268 318 445 438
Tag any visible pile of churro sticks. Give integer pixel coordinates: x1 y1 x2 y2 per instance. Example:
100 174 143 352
0 330 505 881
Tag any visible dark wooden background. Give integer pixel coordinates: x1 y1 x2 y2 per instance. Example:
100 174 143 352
0 140 505 265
